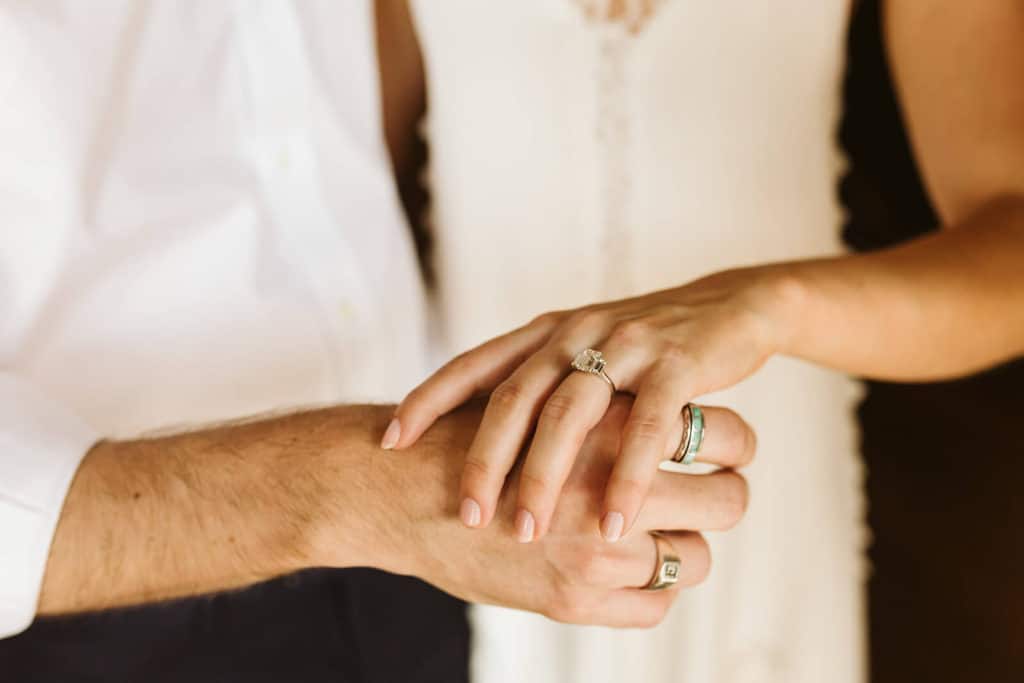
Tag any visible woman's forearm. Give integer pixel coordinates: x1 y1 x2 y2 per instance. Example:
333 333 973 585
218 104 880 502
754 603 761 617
771 194 1024 381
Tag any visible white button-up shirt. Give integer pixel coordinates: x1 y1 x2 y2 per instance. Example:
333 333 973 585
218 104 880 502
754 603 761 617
0 0 429 637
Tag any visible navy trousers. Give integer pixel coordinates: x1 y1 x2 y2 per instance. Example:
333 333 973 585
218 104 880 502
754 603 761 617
0 568 469 683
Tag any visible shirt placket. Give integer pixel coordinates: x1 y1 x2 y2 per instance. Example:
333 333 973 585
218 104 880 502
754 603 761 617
234 0 373 389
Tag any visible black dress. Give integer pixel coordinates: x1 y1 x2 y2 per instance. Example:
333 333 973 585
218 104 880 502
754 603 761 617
841 1 1024 680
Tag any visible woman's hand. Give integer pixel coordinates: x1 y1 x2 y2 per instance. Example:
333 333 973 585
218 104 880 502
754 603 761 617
385 266 793 543
389 396 751 628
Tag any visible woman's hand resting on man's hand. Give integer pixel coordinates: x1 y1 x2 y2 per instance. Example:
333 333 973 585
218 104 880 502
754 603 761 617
386 396 751 627
384 267 783 544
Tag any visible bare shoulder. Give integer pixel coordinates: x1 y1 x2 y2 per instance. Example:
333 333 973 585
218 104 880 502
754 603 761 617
885 0 1024 224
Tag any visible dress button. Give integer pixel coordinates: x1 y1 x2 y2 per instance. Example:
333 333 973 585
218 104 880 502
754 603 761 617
338 299 354 321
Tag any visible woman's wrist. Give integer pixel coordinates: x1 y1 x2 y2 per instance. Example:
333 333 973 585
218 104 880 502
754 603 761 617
741 263 813 360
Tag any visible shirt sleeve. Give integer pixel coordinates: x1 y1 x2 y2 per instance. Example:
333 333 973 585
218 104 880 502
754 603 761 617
0 373 98 639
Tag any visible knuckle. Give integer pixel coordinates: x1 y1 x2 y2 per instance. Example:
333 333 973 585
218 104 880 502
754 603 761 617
446 350 477 375
540 392 579 426
720 423 748 463
572 547 614 586
517 469 552 498
401 383 429 408
623 413 669 443
689 535 713 584
462 457 496 484
560 309 609 338
632 602 671 629
608 319 653 346
634 615 661 629
718 410 757 467
547 603 585 625
659 344 698 367
542 593 570 622
607 474 648 503
529 310 564 330
716 471 750 528
602 395 634 430
622 598 671 630
489 380 530 412
545 586 589 624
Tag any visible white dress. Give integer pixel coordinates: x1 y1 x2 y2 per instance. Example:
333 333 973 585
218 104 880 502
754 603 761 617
410 1 867 682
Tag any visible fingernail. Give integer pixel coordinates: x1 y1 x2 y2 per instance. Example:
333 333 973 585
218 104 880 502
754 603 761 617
601 511 624 543
515 508 535 543
460 498 482 528
380 418 401 450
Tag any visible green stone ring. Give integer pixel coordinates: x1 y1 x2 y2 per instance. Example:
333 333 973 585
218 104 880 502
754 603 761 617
673 404 705 465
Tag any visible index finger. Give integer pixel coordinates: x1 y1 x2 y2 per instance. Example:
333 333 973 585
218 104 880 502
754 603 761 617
386 315 558 449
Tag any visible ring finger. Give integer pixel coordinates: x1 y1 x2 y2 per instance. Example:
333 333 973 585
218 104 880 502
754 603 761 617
603 393 757 542
580 530 711 591
670 404 757 470
460 328 631 530
514 345 651 542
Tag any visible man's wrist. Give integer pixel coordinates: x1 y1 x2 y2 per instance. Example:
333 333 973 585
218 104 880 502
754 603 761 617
311 402 481 586
300 404 419 575
39 403 425 615
169 403 416 578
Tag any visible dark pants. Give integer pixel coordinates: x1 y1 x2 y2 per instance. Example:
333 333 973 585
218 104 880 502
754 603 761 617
0 568 469 683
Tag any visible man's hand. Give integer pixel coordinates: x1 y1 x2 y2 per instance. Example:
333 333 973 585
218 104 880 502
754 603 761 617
40 398 750 629
355 396 751 628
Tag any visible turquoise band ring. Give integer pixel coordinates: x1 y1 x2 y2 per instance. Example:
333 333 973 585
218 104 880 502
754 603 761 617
672 404 705 465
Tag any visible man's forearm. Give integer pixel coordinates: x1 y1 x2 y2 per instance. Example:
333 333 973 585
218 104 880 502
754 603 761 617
38 404 388 616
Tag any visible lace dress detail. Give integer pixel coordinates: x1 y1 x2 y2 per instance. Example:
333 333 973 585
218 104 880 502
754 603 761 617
572 0 665 33
571 0 666 297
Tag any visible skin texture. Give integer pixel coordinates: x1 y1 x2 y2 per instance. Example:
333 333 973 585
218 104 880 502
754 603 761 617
34 0 1021 634
40 407 379 615
389 0 1024 545
39 399 752 629
27 0 757 637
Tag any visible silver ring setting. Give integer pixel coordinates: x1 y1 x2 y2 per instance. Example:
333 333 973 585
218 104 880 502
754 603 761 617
672 404 705 465
570 348 617 393
643 531 681 591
